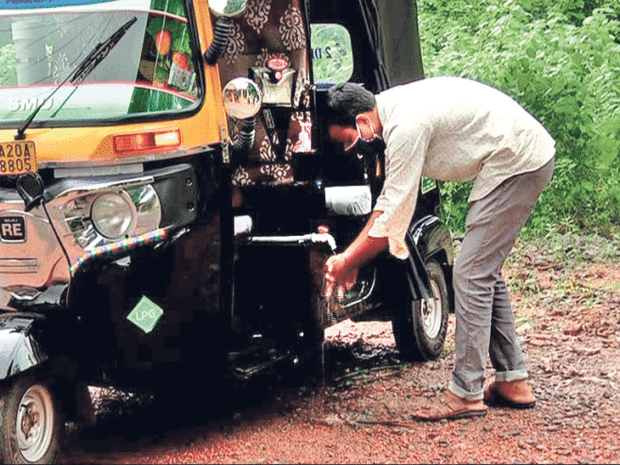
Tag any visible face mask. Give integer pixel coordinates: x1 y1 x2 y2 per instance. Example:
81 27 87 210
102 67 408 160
344 116 382 152
346 137 386 163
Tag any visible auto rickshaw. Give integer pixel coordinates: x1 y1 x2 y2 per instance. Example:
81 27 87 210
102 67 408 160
0 0 453 462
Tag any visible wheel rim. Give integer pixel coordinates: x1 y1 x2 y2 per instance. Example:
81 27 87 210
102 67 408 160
16 384 55 463
421 278 443 339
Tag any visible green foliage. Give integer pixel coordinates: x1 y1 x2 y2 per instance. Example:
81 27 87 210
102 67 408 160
418 0 620 237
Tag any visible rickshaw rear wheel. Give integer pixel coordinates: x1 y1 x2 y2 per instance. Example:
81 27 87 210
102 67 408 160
392 260 449 361
0 373 63 465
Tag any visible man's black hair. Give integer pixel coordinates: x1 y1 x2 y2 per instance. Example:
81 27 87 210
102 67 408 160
326 83 376 127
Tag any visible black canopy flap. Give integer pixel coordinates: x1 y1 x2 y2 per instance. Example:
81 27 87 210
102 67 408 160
377 0 424 86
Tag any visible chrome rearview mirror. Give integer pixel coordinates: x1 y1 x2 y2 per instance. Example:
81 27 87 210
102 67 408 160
208 0 248 17
222 78 260 153
223 78 262 119
204 0 248 64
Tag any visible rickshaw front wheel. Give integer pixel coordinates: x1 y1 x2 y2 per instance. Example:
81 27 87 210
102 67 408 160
0 373 63 465
392 260 449 361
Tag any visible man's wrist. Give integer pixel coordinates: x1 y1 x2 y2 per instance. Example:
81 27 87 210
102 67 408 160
341 251 356 268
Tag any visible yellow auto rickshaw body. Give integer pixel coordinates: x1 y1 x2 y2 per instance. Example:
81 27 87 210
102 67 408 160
0 0 228 173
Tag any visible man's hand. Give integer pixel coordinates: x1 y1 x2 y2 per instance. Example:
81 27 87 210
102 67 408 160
324 253 359 301
323 210 388 301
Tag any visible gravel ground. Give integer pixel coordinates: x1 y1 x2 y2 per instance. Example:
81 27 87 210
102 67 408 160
60 236 620 464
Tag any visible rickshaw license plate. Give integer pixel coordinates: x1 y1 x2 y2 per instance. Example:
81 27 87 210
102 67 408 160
0 141 36 175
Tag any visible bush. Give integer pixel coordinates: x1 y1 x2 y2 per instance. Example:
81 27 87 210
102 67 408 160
418 0 620 237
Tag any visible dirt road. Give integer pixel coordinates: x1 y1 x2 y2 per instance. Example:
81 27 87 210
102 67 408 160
60 236 620 464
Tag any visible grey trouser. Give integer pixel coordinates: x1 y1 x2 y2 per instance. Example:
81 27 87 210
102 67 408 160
449 158 554 401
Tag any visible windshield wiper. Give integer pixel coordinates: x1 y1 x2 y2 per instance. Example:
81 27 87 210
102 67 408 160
14 16 137 141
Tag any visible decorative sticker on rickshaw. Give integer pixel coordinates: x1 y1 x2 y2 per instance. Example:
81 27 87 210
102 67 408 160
126 295 164 333
168 62 195 92
292 117 313 153
143 11 196 94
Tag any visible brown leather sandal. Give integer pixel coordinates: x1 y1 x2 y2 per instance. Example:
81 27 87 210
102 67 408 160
484 384 536 409
483 379 537 409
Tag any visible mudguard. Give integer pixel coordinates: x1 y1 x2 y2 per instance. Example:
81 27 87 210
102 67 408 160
0 314 50 380
407 214 455 310
341 213 454 322
408 215 454 266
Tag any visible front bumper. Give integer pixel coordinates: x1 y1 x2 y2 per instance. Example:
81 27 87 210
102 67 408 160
0 164 199 312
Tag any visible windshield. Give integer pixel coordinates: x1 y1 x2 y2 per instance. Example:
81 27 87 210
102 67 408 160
0 0 201 128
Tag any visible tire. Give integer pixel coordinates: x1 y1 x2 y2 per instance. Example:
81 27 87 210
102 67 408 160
0 374 63 464
392 260 449 361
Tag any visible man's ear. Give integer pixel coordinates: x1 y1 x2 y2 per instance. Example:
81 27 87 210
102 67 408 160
355 114 372 140
354 114 368 127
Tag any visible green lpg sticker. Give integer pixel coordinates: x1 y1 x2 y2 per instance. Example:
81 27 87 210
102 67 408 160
127 296 163 333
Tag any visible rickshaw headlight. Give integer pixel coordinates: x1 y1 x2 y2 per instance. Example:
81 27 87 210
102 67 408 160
90 191 137 240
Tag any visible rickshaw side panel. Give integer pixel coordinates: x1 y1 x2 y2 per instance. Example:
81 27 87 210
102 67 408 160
63 160 226 387
0 313 80 382
0 316 48 380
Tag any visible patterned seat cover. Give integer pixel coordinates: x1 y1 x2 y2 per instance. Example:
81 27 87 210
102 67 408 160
217 0 313 188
